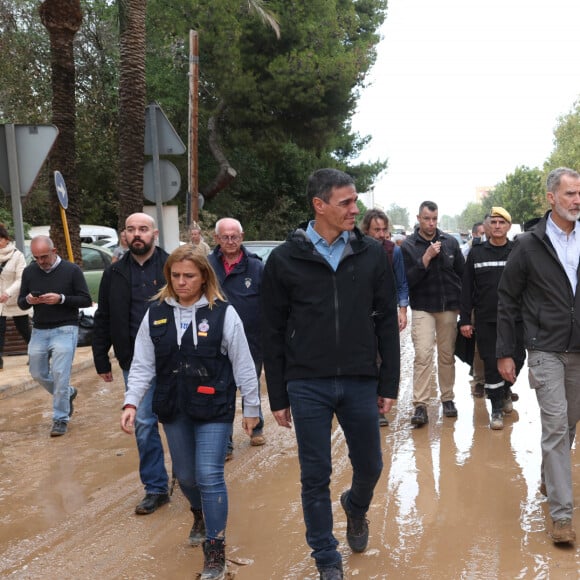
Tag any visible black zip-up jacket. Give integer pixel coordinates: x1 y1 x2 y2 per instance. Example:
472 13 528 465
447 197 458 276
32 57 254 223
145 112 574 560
459 240 515 325
401 227 464 312
261 227 400 412
92 247 169 373
497 211 580 357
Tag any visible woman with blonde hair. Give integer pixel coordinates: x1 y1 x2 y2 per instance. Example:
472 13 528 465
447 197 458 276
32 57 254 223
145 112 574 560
121 245 259 580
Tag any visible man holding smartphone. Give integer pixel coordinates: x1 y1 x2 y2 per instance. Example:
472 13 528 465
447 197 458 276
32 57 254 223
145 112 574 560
18 236 92 437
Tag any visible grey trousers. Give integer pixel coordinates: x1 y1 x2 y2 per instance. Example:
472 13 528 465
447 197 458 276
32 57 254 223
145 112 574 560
528 350 580 520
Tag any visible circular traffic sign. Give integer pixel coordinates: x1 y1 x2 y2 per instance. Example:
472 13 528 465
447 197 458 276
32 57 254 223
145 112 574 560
54 170 68 209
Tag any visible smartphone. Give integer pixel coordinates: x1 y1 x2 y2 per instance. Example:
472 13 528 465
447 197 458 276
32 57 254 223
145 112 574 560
30 290 43 297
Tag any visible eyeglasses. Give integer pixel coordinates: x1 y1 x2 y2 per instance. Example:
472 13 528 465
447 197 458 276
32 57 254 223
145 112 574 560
218 235 241 243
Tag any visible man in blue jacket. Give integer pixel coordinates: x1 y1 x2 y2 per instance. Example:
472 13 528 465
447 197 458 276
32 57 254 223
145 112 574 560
262 168 400 580
208 217 266 450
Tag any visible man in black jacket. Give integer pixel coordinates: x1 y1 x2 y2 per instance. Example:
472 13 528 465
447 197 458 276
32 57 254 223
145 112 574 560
262 168 400 580
92 213 170 515
497 167 580 545
401 201 464 426
459 207 524 430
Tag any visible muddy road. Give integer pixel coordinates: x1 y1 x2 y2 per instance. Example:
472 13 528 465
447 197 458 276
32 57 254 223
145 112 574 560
1 328 580 579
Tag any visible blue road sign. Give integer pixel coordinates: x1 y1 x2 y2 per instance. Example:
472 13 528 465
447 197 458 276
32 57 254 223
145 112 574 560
54 170 68 209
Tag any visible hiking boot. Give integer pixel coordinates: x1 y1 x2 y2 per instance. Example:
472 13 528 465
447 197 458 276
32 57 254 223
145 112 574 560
503 393 514 415
251 433 266 446
50 420 67 437
551 518 576 544
472 383 485 398
189 508 206 546
490 411 504 430
378 413 389 427
442 400 458 418
319 563 344 580
411 405 428 427
340 490 369 553
135 492 170 515
69 387 78 417
201 538 226 580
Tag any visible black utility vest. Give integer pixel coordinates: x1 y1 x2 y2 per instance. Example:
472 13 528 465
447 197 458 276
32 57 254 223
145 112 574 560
148 300 236 423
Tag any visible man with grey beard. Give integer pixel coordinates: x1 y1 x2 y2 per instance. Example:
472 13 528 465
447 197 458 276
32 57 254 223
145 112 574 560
497 167 580 545
93 213 170 515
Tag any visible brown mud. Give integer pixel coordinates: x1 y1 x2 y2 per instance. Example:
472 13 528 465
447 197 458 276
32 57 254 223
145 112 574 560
1 328 579 579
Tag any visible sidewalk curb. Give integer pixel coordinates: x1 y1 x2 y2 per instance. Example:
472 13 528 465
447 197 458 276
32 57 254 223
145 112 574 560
0 357 95 401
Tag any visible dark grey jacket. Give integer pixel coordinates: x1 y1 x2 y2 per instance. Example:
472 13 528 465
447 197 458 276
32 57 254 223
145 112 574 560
496 211 580 357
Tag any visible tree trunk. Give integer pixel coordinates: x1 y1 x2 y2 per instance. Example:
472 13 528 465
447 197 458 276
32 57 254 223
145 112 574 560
39 0 82 263
117 0 147 228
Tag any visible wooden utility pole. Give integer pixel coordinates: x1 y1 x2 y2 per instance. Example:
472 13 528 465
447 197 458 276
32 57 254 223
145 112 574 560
188 30 199 225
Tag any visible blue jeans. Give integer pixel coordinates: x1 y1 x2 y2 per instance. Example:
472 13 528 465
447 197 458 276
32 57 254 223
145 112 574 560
287 377 383 569
29 325 78 422
162 413 230 541
123 369 168 495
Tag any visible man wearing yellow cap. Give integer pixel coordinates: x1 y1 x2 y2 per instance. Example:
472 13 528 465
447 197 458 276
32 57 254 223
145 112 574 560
459 206 524 430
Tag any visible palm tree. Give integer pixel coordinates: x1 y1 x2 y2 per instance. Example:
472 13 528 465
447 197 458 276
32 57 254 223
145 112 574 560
39 0 83 262
117 0 146 227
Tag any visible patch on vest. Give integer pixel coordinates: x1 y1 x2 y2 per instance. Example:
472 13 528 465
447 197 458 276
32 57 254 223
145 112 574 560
244 277 252 288
153 318 167 326
198 318 210 336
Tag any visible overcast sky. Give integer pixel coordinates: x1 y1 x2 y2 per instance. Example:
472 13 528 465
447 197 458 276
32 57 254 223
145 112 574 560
352 0 580 220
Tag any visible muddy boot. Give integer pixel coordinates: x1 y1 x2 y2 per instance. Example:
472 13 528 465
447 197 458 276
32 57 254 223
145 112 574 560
503 386 514 414
487 387 504 430
188 508 205 546
201 538 226 580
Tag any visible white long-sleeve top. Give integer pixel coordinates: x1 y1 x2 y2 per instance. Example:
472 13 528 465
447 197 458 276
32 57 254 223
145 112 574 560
124 295 259 417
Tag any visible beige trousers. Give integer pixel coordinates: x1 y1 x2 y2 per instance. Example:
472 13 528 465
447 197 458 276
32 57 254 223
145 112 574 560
411 309 458 406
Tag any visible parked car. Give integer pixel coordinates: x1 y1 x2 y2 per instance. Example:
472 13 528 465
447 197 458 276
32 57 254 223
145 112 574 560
28 224 118 246
243 240 282 263
23 241 112 302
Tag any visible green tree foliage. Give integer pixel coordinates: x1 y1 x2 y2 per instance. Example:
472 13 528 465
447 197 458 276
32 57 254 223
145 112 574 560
546 101 580 173
386 203 410 230
458 202 486 233
486 166 544 225
1 0 388 239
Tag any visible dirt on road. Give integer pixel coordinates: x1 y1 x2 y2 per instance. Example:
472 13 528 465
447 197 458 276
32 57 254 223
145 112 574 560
1 329 580 579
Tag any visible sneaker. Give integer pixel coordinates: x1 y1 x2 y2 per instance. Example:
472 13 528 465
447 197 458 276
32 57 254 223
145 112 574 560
442 400 458 418
503 395 513 414
189 508 206 546
551 518 576 544
378 413 389 427
201 539 226 580
50 420 67 437
411 405 428 427
490 411 504 430
69 387 78 417
319 563 344 580
135 492 170 515
340 490 369 553
250 433 266 446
